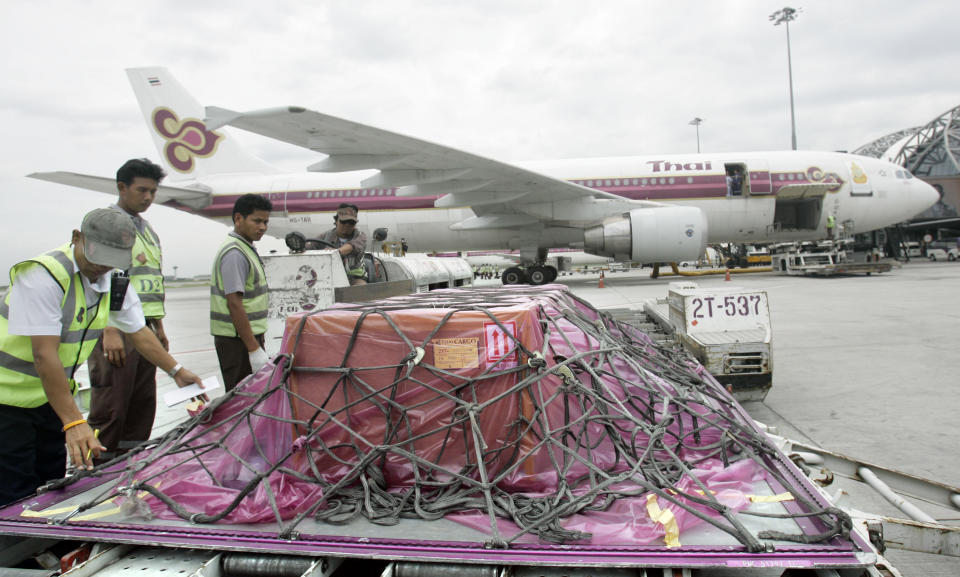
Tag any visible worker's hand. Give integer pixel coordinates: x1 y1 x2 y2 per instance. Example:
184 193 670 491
103 327 125 367
65 422 105 471
249 347 269 373
173 367 209 402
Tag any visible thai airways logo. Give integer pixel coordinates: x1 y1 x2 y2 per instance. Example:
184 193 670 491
151 107 223 173
806 166 845 192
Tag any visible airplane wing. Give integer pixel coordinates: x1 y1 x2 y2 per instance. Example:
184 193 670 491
900 216 960 230
204 106 650 223
28 171 213 209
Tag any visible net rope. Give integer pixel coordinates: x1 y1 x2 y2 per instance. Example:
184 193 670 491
49 286 849 551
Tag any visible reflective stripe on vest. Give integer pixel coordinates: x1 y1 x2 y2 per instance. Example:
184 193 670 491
129 222 165 318
210 236 268 337
0 244 109 408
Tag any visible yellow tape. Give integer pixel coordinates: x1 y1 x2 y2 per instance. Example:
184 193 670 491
20 483 160 521
667 488 794 504
20 506 70 518
646 494 681 548
20 497 117 519
749 492 795 503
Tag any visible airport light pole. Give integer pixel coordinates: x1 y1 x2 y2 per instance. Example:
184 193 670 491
770 6 801 150
689 117 703 153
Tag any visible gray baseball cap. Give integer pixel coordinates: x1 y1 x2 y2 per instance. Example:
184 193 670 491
81 208 136 269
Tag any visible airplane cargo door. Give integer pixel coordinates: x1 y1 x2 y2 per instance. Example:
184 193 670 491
745 160 772 195
772 184 832 231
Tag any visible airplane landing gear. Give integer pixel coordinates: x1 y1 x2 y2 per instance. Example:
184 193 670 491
502 265 558 285
528 265 558 285
502 267 529 285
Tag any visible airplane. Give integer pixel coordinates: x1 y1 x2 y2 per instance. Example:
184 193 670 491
30 67 939 285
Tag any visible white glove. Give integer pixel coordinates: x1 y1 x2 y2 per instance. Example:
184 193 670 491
248 347 269 373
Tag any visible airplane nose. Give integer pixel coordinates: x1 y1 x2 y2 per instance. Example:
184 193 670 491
914 179 940 215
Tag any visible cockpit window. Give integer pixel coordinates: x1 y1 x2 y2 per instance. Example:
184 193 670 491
904 169 914 179
895 170 904 179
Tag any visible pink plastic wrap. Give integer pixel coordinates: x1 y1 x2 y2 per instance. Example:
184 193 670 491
127 362 326 523
123 286 766 546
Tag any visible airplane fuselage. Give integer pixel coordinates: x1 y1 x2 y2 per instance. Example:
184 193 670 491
163 150 933 258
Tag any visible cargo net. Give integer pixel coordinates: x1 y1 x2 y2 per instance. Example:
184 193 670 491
56 286 849 550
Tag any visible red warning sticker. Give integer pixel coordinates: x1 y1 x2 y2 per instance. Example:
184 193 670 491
483 320 517 370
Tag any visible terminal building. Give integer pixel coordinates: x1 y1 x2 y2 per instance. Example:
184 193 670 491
853 104 960 257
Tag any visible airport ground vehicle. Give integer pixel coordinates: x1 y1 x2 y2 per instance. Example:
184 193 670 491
642 282 772 401
771 240 893 276
901 241 923 258
926 241 959 261
262 247 473 354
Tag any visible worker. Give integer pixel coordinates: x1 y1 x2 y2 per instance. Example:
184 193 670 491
210 194 273 391
0 208 203 507
87 158 170 462
318 203 368 285
826 214 836 240
731 170 743 195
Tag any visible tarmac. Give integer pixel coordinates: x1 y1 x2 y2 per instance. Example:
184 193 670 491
140 259 960 575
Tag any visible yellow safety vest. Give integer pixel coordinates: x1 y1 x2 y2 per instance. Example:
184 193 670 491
129 221 165 319
210 236 268 337
0 244 110 408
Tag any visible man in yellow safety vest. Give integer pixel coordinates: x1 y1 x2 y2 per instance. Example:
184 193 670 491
0 209 203 506
210 194 273 391
87 159 171 461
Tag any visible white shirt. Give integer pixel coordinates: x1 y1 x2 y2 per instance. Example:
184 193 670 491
7 250 145 336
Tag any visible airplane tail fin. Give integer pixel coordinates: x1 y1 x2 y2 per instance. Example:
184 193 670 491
126 67 278 181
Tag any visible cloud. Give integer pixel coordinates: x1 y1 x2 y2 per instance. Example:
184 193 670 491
2 0 959 277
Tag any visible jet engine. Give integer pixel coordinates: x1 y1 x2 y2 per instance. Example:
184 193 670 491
583 206 707 263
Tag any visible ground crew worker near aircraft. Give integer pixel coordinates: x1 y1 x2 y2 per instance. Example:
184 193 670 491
210 194 273 391
87 159 170 461
0 209 203 507
318 203 367 285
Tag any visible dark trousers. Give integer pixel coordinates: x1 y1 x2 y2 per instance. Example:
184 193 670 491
0 403 66 507
87 332 157 459
214 334 265 392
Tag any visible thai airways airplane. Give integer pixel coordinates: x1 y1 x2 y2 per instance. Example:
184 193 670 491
31 67 938 285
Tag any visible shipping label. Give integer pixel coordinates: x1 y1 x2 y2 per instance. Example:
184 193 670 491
433 337 480 369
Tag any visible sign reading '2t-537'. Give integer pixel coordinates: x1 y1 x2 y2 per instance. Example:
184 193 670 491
683 291 770 334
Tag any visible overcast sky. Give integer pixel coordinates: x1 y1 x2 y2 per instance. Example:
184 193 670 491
2 1 958 278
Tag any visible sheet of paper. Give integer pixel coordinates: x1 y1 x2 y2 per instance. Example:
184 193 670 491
164 376 221 407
